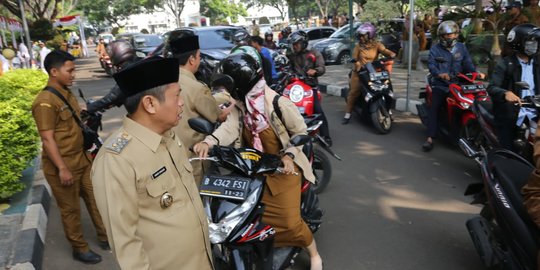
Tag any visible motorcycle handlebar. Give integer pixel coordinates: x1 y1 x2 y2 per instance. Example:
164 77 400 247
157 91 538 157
188 156 299 175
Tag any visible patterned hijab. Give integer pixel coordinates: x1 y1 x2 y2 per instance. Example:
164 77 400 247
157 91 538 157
244 79 269 151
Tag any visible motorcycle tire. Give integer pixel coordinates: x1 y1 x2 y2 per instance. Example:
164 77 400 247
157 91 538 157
312 147 332 194
371 105 392 134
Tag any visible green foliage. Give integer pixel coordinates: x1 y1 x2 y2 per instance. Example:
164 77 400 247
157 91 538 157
78 0 162 26
46 35 65 50
30 19 55 42
0 70 47 199
359 0 401 23
200 0 248 24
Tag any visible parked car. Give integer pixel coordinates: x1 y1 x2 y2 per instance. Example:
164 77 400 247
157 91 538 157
128 34 163 56
150 26 246 84
305 26 336 49
311 22 360 64
95 33 115 44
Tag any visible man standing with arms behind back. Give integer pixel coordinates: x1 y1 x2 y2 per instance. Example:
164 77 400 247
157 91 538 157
31 50 109 264
168 33 233 185
91 56 213 270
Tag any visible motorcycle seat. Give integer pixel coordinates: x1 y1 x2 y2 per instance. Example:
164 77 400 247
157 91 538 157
474 98 495 126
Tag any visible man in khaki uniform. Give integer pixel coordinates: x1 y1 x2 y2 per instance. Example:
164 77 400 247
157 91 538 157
168 34 233 184
91 56 212 270
31 50 108 264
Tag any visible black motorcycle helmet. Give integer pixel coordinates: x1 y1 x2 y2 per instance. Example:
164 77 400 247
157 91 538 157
507 23 540 56
233 29 250 46
289 30 308 52
108 40 136 67
216 52 263 100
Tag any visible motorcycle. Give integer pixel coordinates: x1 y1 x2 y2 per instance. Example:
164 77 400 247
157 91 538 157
470 82 539 162
303 113 342 194
459 138 539 270
188 118 323 270
416 71 486 145
350 57 395 134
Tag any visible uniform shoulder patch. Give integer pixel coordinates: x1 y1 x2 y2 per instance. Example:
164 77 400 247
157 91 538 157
105 131 131 154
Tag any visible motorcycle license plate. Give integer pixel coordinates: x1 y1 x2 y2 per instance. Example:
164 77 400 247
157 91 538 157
200 175 250 201
370 71 389 81
462 84 485 93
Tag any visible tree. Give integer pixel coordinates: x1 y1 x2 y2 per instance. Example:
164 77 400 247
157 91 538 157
287 0 306 26
359 0 400 22
1 0 78 21
315 0 332 18
200 0 248 25
254 0 288 21
78 0 162 26
163 0 186 28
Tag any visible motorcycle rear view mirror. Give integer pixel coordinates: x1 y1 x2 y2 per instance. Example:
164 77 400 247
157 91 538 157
211 74 235 93
515 81 530 90
289 135 311 147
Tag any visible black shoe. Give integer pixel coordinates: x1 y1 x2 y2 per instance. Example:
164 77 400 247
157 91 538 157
342 117 350 125
422 141 434 152
323 136 333 147
98 240 111 251
72 250 102 264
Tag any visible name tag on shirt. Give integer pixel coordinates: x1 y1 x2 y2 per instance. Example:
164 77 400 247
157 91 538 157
152 166 167 180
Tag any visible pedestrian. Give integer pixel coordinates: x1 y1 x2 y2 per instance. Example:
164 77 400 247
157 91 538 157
31 50 109 264
18 40 30 68
250 35 279 83
167 34 233 185
524 0 540 26
502 0 529 57
91 56 213 270
252 19 260 37
38 41 51 72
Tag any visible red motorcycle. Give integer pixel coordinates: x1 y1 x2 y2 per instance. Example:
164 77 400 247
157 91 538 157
281 76 321 116
417 72 487 145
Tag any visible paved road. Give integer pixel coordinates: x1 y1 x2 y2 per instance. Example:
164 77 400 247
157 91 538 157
42 54 485 269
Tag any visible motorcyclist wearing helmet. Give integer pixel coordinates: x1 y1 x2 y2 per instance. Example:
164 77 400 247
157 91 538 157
86 40 141 113
422 20 484 152
169 34 234 185
263 30 277 50
288 30 332 146
487 23 540 151
192 52 323 270
249 35 279 83
232 29 251 50
342 22 396 124
278 26 292 44
231 44 274 84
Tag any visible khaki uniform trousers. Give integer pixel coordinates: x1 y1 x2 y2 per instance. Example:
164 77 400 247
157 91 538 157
346 71 362 113
44 162 107 252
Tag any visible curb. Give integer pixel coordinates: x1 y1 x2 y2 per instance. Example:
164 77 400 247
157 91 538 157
10 170 51 270
319 83 421 115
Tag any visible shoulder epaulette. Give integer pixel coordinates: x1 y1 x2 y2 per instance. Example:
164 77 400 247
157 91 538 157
105 131 131 154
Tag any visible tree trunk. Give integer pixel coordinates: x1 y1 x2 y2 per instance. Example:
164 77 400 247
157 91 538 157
472 0 483 34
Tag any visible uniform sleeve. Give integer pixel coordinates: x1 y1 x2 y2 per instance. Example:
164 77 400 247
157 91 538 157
91 153 152 270
204 106 241 147
194 87 220 123
278 97 308 156
32 99 57 131
377 42 394 58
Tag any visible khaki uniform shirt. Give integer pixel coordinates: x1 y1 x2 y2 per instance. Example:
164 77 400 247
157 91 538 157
32 87 90 174
91 117 212 270
203 86 316 192
352 41 394 72
174 68 220 150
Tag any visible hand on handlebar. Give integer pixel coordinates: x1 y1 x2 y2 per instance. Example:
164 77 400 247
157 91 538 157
193 142 210 158
505 91 522 105
306 69 317 77
477 72 486 80
438 73 450 81
280 155 296 175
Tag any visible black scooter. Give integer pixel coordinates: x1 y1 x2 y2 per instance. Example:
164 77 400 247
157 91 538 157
350 58 395 134
459 138 539 269
188 118 323 270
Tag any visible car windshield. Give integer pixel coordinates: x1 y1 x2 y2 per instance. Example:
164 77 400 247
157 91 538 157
198 29 238 49
330 23 360 38
134 35 162 48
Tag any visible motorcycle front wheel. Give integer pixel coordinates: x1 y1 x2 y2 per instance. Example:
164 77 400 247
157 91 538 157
371 105 392 134
312 147 332 194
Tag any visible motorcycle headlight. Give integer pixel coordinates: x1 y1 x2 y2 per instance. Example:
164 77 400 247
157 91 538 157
208 187 260 244
460 102 471 109
289 85 304 103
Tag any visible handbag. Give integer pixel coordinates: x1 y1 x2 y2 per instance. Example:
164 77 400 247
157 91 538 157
44 86 103 155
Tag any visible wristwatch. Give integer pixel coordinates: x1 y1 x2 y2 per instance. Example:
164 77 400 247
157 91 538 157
284 152 295 159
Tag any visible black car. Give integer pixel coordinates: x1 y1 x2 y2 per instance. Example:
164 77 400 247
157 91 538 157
150 26 245 84
128 34 163 57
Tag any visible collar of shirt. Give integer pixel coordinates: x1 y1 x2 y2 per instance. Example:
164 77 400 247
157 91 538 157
518 58 535 98
122 117 174 152
180 66 197 81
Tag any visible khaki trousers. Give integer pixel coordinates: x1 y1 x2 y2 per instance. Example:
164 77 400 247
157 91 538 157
44 164 107 252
